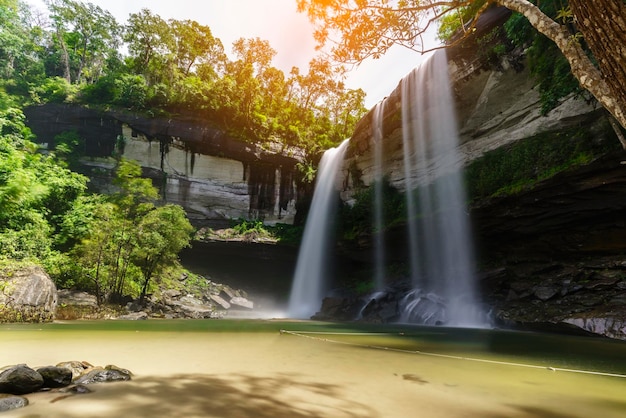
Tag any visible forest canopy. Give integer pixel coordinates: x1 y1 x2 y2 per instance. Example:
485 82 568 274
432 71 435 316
1 0 367 157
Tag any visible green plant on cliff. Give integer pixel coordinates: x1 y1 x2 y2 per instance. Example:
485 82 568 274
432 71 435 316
339 178 406 241
503 2 583 114
0 106 88 261
465 123 621 200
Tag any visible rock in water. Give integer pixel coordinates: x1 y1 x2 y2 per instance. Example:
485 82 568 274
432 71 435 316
0 265 57 322
37 366 73 388
0 365 44 394
75 368 131 385
0 394 28 412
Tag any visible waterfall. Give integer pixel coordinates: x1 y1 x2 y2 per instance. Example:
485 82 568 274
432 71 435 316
397 50 486 327
372 103 386 292
287 139 349 319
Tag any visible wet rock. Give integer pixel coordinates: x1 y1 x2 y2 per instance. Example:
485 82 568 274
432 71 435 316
74 367 131 385
313 297 366 321
117 311 148 320
562 317 626 340
534 286 558 301
56 361 92 380
0 394 28 412
230 296 253 310
57 290 98 308
58 383 92 394
210 294 231 310
37 366 73 388
0 365 44 394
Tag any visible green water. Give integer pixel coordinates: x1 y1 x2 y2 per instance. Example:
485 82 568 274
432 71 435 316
2 320 626 417
5 319 626 376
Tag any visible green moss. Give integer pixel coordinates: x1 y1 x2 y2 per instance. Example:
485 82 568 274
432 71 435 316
465 123 619 201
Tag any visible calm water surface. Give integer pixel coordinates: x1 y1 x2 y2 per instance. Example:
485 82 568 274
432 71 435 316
1 320 625 418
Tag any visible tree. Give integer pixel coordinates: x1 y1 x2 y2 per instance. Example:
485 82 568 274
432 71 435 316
297 0 626 137
133 204 193 304
45 0 120 83
169 19 225 77
124 8 174 85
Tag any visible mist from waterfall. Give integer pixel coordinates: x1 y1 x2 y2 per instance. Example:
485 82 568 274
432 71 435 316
398 50 485 327
287 139 349 319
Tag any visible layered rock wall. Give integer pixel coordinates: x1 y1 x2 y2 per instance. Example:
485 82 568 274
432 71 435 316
24 104 301 225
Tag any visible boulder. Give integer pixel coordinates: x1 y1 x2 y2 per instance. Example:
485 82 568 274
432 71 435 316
230 296 254 310
56 361 92 380
116 311 148 320
0 365 44 394
0 394 28 412
562 316 626 340
0 266 56 322
210 294 231 310
74 368 131 385
37 366 73 388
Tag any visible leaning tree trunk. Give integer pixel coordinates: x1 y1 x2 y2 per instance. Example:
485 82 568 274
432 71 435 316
496 0 626 136
569 0 626 132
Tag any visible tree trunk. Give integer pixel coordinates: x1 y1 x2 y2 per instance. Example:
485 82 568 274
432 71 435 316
496 0 626 134
569 0 626 132
56 29 71 83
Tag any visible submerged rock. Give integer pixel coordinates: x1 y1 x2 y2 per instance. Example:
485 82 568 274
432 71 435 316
0 394 28 412
74 367 132 385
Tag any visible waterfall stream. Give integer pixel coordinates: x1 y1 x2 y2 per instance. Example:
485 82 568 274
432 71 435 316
287 139 349 319
397 50 485 326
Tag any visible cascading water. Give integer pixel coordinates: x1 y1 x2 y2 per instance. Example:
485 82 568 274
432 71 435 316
397 50 485 327
287 139 349 319
372 103 386 292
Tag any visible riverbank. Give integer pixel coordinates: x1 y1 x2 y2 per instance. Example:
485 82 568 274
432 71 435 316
1 320 626 417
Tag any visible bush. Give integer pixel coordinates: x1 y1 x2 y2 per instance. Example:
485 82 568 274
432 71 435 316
32 77 75 103
114 74 148 109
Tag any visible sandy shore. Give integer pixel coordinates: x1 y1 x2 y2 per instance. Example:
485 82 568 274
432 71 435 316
1 323 625 417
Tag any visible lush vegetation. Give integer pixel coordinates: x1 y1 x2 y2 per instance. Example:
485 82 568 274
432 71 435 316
465 122 621 200
438 1 582 115
339 121 621 243
0 0 370 306
2 0 367 158
0 106 194 302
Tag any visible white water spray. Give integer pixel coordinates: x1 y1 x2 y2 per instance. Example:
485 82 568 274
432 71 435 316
288 139 349 319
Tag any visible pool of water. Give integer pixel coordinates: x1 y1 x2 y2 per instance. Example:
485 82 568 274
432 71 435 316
1 320 626 417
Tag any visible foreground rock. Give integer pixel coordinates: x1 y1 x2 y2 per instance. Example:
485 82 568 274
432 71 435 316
0 394 28 412
0 361 132 413
0 365 44 395
0 266 56 323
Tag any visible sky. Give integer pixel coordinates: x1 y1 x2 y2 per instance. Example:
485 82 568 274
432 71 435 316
26 0 439 109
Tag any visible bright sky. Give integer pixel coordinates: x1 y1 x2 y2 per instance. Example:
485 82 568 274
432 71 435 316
26 0 438 109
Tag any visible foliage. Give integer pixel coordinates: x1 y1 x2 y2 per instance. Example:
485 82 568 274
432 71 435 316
0 106 88 262
465 123 621 200
339 178 405 240
0 1 366 162
503 1 582 114
53 129 83 167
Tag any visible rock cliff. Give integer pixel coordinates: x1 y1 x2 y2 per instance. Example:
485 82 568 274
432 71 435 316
326 33 626 338
24 104 302 226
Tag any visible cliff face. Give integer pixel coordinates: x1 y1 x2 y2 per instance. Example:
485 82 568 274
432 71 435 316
24 104 301 226
331 42 626 337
